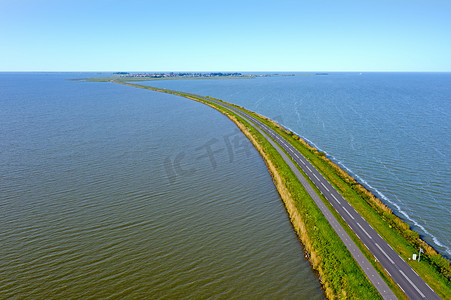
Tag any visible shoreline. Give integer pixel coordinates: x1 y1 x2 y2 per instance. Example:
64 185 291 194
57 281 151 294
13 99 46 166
282 123 451 259
86 79 450 299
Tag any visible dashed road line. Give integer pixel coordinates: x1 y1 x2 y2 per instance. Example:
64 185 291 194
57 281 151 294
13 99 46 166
375 243 395 265
357 222 373 240
399 269 425 298
331 194 341 204
397 283 406 294
342 206 355 220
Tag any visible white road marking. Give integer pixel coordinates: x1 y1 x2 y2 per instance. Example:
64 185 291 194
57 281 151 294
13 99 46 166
375 243 394 264
425 282 434 292
399 269 425 298
397 283 406 294
357 222 372 239
342 206 355 220
331 194 341 204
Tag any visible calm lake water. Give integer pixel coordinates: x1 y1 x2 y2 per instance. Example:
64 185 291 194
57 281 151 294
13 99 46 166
145 73 451 258
0 73 324 298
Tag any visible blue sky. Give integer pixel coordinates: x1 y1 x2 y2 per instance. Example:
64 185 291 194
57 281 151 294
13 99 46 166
1 0 450 72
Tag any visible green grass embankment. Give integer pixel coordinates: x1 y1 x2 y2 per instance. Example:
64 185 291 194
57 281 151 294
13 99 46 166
258 118 449 295
216 99 451 299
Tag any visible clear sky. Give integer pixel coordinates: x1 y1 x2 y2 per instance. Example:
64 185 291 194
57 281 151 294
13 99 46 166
1 0 450 72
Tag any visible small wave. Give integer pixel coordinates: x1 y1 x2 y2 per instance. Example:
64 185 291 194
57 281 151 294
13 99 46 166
334 161 450 255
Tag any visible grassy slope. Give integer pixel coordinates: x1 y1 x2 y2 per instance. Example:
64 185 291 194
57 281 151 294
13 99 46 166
227 102 451 298
248 113 451 298
94 80 450 298
220 96 451 298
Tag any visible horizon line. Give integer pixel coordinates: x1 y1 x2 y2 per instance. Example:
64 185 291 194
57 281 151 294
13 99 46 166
1 70 451 73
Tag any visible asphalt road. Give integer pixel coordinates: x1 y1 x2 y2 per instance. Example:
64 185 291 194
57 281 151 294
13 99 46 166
200 96 441 300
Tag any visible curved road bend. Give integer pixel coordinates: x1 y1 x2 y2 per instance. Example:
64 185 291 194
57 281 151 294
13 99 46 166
195 95 440 300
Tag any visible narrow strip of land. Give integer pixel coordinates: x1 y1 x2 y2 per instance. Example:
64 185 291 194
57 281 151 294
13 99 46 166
206 98 440 300
104 81 445 299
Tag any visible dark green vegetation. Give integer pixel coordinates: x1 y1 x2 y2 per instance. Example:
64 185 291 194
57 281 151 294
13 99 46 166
238 105 451 299
260 120 451 297
86 78 451 299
